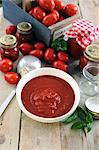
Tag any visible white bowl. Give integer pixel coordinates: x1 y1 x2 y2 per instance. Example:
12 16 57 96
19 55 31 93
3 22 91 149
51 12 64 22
16 67 80 123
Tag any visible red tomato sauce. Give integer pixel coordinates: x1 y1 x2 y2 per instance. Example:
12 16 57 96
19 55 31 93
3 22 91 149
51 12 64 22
21 75 75 118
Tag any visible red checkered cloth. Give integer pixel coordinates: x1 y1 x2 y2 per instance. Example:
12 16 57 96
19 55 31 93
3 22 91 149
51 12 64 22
64 19 99 49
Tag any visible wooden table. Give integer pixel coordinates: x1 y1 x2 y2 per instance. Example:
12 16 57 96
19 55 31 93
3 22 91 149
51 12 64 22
0 1 99 150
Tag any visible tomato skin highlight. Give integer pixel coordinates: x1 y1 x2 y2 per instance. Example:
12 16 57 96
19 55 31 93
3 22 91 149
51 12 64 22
64 3 78 17
38 0 55 12
4 72 20 85
6 25 17 35
29 49 43 59
52 9 59 20
54 0 65 11
29 7 46 21
0 58 13 73
18 43 34 55
44 48 56 63
42 13 58 26
34 42 45 50
58 51 69 63
53 60 69 72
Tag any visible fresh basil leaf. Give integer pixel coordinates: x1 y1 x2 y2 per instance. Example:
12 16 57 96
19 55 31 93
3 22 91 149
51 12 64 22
61 110 78 124
86 112 93 123
86 123 93 132
71 121 87 129
51 38 67 51
77 106 87 121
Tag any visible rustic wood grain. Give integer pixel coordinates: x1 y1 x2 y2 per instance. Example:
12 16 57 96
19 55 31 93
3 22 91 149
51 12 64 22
60 1 99 150
0 96 21 150
19 116 61 150
79 0 98 25
0 1 99 150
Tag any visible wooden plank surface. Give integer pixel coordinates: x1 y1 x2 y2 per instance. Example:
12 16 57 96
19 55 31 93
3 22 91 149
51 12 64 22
0 1 99 150
19 117 61 150
79 0 98 25
0 17 21 150
60 0 99 150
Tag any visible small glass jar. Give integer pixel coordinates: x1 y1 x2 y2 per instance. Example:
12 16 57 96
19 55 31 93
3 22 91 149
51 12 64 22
68 38 85 59
83 44 99 63
0 34 19 61
16 22 33 44
79 44 99 96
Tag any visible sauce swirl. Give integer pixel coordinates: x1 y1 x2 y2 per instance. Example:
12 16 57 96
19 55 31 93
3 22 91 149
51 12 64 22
21 75 75 118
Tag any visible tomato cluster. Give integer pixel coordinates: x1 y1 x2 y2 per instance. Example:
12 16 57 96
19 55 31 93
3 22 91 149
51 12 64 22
0 25 69 85
0 19 88 85
18 42 69 72
0 58 20 84
29 0 78 26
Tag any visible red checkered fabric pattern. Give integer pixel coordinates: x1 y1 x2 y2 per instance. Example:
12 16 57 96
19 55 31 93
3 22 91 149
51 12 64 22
64 19 99 49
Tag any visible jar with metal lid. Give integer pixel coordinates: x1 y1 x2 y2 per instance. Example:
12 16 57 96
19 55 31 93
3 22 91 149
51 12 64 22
83 44 99 63
0 34 19 61
16 22 33 44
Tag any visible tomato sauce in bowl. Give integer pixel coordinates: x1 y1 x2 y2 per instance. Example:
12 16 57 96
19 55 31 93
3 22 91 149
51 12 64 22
21 75 75 118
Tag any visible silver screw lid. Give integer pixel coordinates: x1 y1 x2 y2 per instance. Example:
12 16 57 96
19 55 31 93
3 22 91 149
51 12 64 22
84 44 99 62
17 22 32 33
0 34 17 48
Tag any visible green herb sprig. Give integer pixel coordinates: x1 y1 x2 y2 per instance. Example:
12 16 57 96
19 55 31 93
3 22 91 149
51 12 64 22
51 38 67 51
61 106 93 133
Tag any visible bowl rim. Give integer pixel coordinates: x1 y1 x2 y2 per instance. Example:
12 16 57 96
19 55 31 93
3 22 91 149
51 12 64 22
16 67 80 123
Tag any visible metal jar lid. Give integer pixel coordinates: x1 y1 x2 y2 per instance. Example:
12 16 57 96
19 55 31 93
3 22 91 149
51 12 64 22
84 44 99 62
0 34 17 49
17 22 32 34
85 97 99 119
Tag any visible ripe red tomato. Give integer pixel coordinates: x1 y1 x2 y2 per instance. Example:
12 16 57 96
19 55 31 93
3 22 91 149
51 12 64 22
52 10 59 20
44 48 56 63
59 15 65 22
79 55 88 70
53 60 68 72
0 58 13 73
58 51 69 63
6 25 17 35
42 13 58 26
54 0 65 11
38 0 55 12
29 49 43 59
18 43 34 55
34 42 45 50
4 72 20 85
29 7 46 21
64 3 78 17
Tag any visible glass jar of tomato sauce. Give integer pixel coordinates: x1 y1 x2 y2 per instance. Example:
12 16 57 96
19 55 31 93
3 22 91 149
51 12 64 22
0 34 19 61
64 19 99 59
16 22 33 44
79 44 99 70
67 38 84 59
